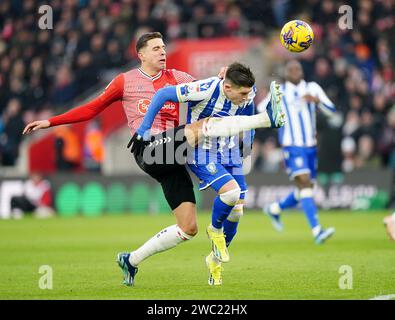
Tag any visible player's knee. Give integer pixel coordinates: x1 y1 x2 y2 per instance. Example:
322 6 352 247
299 188 314 199
173 202 198 237
227 204 244 222
295 175 312 189
178 222 198 237
219 187 241 206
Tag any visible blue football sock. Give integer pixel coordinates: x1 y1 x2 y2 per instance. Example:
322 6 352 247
279 190 299 210
300 196 319 229
212 196 234 229
223 219 238 247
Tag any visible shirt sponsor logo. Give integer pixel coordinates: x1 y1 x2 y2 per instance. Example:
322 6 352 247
183 84 199 97
137 99 177 115
137 99 151 114
162 101 177 110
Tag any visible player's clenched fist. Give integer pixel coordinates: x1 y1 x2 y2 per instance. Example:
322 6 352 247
22 120 50 135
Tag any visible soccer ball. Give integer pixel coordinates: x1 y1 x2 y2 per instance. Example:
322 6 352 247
280 20 314 53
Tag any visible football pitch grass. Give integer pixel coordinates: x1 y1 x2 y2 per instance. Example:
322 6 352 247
1 211 394 300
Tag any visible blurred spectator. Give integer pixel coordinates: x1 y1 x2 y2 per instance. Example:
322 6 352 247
10 172 54 219
341 136 357 173
83 120 104 172
343 110 360 137
50 64 77 106
378 105 395 169
105 39 126 70
90 33 107 71
0 98 25 166
312 57 337 95
354 134 381 169
74 52 98 96
54 126 81 171
225 4 245 36
258 137 283 173
25 75 47 112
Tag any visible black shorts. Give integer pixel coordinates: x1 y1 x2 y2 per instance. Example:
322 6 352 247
131 125 196 210
11 196 36 212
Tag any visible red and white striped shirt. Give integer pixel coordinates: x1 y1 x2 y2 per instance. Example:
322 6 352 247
49 68 195 134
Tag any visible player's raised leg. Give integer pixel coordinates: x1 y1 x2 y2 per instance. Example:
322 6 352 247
180 80 284 148
196 81 284 140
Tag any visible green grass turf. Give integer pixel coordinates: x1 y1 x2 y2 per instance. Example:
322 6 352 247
0 210 394 300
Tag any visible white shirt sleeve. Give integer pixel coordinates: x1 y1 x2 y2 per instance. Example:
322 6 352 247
310 81 336 116
175 77 218 102
256 93 271 114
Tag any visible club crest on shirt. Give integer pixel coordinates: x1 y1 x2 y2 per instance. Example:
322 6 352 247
200 82 211 91
206 162 218 175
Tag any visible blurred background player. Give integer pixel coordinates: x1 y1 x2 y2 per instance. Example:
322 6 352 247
384 212 395 241
259 60 336 244
136 62 284 285
10 172 53 219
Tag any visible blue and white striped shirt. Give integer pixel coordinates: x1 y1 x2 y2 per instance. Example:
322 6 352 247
257 80 335 147
176 77 255 164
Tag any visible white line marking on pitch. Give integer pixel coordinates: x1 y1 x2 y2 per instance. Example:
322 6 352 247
369 294 395 300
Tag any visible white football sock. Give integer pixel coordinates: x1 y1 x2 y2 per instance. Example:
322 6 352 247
312 225 322 237
203 113 271 138
129 224 193 266
269 202 281 215
210 224 224 234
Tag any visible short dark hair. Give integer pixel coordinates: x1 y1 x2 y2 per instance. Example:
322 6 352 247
225 62 255 88
136 32 163 53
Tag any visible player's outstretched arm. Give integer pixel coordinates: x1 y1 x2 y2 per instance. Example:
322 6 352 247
23 75 124 136
23 120 51 135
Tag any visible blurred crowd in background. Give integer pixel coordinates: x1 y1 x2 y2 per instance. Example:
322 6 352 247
0 0 394 175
